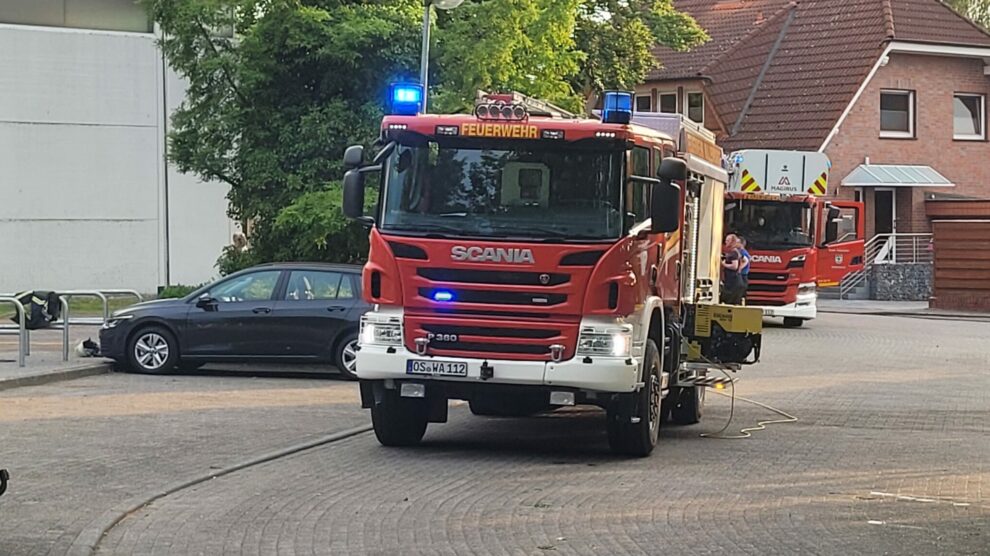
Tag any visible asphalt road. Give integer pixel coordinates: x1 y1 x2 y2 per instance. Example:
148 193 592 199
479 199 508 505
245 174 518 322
1 312 988 555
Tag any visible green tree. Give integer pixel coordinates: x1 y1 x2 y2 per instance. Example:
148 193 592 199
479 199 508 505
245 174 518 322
148 0 422 272
945 0 990 28
149 0 705 274
573 0 708 111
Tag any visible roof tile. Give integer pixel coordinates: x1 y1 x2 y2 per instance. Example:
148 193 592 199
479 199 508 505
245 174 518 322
650 0 990 151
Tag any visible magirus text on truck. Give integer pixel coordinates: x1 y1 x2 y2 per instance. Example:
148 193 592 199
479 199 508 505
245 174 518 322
341 86 763 456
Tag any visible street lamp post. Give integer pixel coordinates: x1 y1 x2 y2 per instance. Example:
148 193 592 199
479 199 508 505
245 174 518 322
420 0 463 114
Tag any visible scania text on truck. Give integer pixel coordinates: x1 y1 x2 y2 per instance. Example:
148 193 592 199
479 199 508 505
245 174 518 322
341 87 762 456
724 150 865 327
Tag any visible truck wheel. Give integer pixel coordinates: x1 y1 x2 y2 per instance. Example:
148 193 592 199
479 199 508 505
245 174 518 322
606 339 663 457
371 388 429 447
668 385 704 425
782 317 804 328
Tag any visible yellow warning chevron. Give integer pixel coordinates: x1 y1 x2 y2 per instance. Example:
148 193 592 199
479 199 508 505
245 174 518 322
741 169 761 192
808 171 827 195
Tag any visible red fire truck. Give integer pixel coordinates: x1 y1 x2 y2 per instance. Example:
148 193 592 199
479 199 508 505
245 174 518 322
725 150 865 327
341 87 762 456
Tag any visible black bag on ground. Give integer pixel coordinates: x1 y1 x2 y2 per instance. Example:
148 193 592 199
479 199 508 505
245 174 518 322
10 291 61 330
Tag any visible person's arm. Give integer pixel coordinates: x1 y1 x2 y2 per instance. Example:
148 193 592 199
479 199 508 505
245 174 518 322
722 256 739 271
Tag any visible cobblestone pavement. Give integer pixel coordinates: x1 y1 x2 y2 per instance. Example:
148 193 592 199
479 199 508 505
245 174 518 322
0 372 363 555
88 313 990 556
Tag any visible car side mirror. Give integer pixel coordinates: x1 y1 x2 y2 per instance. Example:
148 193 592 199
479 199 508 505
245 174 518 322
196 293 217 310
343 170 366 220
343 145 364 170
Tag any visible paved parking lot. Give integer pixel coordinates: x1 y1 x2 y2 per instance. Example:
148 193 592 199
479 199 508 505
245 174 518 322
1 312 988 555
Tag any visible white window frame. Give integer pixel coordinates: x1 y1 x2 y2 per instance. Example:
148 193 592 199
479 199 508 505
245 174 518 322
658 91 678 114
686 91 705 124
953 93 986 141
635 94 653 113
879 89 915 138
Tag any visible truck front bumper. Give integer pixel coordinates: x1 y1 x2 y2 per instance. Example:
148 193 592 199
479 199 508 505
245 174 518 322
356 344 641 394
756 300 816 320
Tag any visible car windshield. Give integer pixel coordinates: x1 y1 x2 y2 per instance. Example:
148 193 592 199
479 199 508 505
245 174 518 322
725 200 814 250
380 138 624 241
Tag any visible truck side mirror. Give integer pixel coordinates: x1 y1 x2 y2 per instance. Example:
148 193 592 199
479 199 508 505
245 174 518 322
658 158 687 182
651 180 681 233
343 145 364 170
822 205 841 245
342 170 366 220
651 158 686 233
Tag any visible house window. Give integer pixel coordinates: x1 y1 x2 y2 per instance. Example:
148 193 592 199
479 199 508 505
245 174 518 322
635 95 652 112
880 90 914 137
687 92 704 123
659 93 677 113
954 94 985 140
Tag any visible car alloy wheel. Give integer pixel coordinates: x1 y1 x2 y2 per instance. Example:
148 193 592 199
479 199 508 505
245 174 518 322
341 339 358 375
134 332 170 371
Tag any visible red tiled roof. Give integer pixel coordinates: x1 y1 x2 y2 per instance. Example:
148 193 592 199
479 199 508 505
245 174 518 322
649 0 794 80
651 0 990 151
891 0 990 46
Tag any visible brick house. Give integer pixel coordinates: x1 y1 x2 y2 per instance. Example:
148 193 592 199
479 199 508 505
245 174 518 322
637 0 990 242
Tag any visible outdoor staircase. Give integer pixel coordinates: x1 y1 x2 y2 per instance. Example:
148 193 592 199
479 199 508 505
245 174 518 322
836 233 932 300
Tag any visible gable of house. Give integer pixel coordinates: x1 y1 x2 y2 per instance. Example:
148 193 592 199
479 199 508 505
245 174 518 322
652 0 990 151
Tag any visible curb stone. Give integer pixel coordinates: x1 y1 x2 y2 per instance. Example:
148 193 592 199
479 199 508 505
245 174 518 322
0 362 111 392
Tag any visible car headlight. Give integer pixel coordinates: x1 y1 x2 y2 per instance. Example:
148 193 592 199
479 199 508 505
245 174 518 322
102 314 134 329
360 317 403 346
577 325 633 357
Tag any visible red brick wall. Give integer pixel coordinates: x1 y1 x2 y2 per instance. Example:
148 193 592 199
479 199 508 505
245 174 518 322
825 53 990 238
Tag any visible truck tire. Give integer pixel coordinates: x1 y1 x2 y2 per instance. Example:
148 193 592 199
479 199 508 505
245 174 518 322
371 388 429 447
668 385 704 425
606 339 662 457
782 317 804 328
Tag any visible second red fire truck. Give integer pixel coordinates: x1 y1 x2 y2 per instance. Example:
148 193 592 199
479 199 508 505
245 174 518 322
724 150 865 327
341 87 762 456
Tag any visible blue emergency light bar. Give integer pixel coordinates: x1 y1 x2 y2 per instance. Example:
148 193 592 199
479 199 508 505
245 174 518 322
601 91 633 124
389 83 424 115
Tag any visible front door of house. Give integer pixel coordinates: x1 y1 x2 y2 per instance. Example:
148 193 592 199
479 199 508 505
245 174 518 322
874 189 895 234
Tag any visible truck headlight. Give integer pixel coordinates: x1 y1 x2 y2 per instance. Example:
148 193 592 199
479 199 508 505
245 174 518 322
577 326 632 357
797 282 817 297
360 318 403 346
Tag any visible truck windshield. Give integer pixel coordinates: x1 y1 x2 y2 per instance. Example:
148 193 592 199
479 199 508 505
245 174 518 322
725 200 814 250
380 138 623 241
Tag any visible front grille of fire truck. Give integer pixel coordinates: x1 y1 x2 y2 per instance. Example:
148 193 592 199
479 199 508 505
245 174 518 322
406 267 580 361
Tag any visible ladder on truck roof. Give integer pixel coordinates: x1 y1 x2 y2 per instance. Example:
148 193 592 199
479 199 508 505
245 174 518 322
475 90 579 119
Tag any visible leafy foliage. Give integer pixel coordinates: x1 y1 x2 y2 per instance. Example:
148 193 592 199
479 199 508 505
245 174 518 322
158 284 204 299
147 0 705 275
945 0 990 28
573 1 708 110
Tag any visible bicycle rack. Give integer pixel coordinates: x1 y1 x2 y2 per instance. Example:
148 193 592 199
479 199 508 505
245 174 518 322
1 289 144 366
0 296 27 367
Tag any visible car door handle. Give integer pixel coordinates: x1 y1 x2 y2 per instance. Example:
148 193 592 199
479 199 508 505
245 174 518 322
253 307 272 314
327 306 347 312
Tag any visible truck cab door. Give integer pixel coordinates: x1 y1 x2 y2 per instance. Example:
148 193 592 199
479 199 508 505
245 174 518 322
817 200 865 287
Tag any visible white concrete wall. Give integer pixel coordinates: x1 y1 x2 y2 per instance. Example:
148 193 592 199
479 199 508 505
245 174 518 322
0 23 232 294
